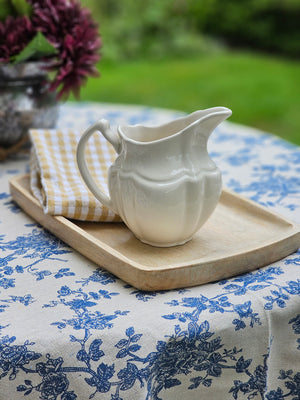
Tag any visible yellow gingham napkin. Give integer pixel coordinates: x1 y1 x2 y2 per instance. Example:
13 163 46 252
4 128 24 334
29 128 121 222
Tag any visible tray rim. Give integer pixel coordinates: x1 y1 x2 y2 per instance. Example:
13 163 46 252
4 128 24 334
9 174 300 290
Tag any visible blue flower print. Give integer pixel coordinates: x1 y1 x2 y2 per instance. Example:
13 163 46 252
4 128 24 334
289 314 300 350
283 279 300 295
0 320 269 400
46 285 128 332
17 372 71 399
0 337 41 381
16 354 75 399
0 193 10 200
85 363 115 395
58 285 72 296
235 313 300 400
289 314 300 335
1 294 35 307
61 392 77 400
54 268 76 279
0 227 71 265
0 226 76 286
38 372 70 398
227 167 300 210
0 276 15 289
285 249 300 267
266 388 285 400
229 354 268 400
129 289 166 302
164 292 261 331
226 148 257 167
266 370 300 400
76 268 116 286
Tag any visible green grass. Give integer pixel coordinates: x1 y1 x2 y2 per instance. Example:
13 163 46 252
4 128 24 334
72 50 300 145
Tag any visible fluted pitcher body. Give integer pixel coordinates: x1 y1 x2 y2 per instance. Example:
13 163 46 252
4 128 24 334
77 107 232 247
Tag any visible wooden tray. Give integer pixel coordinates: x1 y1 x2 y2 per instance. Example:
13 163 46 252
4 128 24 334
10 174 300 291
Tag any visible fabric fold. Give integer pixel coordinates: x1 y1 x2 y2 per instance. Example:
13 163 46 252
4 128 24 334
29 128 121 222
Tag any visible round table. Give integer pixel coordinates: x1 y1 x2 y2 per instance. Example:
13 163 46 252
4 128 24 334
0 102 299 400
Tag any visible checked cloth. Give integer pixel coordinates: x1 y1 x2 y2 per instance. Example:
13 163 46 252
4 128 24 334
29 128 121 221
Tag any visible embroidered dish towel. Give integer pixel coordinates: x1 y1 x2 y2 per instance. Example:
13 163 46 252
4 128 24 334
29 128 121 222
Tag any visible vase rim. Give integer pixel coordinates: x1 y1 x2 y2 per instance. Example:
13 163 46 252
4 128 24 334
0 61 50 80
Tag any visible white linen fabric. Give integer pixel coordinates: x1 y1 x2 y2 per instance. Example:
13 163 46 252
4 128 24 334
0 102 299 400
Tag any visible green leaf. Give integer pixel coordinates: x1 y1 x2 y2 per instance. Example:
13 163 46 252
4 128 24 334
0 0 15 21
12 31 57 63
11 0 32 17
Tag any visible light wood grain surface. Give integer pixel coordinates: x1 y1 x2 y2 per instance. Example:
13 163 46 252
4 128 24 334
10 174 300 291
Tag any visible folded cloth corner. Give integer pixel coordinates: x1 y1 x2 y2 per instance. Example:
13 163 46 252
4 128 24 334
29 128 121 222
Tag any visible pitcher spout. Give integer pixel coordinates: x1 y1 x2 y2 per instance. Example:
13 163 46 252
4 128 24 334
198 107 232 139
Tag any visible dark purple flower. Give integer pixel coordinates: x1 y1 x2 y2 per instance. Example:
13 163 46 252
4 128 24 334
0 0 101 99
0 16 35 62
30 0 101 99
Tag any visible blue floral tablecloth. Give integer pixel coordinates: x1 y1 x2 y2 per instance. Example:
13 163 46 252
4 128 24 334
0 102 299 400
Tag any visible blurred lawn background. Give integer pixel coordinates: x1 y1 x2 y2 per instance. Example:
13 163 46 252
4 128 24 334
77 0 300 145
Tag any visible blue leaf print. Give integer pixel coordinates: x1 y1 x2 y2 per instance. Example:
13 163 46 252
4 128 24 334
54 268 76 279
235 356 252 373
116 339 129 349
118 363 139 391
126 327 135 337
76 268 115 286
283 280 300 295
89 339 104 362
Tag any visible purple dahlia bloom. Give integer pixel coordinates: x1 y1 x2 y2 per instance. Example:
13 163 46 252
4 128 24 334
0 0 101 99
0 16 35 62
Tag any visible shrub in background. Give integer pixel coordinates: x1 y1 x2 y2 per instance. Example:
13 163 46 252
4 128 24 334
80 0 222 61
81 0 299 60
187 0 300 58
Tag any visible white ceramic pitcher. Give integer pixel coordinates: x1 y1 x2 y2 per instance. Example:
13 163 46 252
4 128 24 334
77 107 232 247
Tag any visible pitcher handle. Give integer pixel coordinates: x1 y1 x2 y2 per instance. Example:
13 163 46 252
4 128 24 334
76 119 121 213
